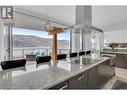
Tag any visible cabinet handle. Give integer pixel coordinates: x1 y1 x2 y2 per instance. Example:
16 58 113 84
77 75 85 80
111 64 115 66
59 85 68 90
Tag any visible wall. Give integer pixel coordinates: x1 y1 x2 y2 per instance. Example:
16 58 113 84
0 20 4 61
104 30 127 43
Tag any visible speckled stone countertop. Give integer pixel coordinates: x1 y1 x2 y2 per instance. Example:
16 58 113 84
102 51 127 54
0 53 110 89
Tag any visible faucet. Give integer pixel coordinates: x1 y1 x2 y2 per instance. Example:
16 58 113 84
66 50 71 63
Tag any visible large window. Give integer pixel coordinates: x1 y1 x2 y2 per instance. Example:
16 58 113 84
104 30 127 48
13 28 70 59
57 32 70 54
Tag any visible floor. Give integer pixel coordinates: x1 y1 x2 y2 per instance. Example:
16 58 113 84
102 67 127 89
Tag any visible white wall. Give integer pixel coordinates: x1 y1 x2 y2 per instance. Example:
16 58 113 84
0 20 4 61
104 30 127 43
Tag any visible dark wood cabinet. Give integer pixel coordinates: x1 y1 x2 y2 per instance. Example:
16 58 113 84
49 72 87 89
48 59 114 89
69 72 87 89
48 80 69 90
97 59 114 88
102 52 127 69
87 59 114 89
125 54 127 68
115 54 127 68
87 66 97 89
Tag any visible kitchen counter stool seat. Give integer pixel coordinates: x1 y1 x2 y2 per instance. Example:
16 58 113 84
1 59 26 70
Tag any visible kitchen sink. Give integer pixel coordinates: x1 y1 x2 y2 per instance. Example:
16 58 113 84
71 58 101 66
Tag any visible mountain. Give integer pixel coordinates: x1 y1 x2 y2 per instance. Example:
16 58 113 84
13 35 69 49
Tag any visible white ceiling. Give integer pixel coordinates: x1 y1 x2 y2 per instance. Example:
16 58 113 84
92 6 127 31
16 6 76 25
14 6 127 32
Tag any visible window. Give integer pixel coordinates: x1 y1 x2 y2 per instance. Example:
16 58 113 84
13 27 52 59
104 30 127 48
13 28 70 59
57 32 70 54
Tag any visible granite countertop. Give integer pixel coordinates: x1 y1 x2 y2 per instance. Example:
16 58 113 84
0 53 110 89
102 51 127 54
101 53 116 59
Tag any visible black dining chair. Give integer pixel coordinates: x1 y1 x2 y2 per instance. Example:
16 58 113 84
70 52 78 57
79 51 85 56
1 59 26 70
36 56 51 64
86 50 91 55
57 54 67 60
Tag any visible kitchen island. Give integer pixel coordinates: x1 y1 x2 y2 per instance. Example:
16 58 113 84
0 53 115 89
102 51 127 69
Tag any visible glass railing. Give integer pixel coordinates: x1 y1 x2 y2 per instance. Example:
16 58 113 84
13 47 70 59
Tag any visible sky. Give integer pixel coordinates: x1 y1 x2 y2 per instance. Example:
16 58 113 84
13 27 70 40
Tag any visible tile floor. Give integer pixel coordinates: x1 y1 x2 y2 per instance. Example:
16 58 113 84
102 67 127 89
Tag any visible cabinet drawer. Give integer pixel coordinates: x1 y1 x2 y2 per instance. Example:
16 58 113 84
69 72 87 89
48 80 69 90
87 66 97 89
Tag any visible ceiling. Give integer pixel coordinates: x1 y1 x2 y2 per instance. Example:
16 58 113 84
13 6 127 32
14 6 76 31
92 6 127 32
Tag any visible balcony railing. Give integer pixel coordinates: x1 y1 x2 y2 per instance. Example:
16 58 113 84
13 47 70 59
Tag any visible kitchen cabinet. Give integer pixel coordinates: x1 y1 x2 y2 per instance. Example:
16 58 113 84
97 59 114 88
48 59 114 89
114 54 127 68
49 72 87 89
87 59 114 89
69 72 87 89
48 80 69 89
102 52 127 69
87 66 97 89
125 54 127 68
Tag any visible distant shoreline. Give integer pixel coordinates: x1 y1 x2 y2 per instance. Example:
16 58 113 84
13 47 69 50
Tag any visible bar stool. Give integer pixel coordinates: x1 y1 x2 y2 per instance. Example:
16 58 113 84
57 54 67 60
1 59 26 70
36 56 51 64
79 51 85 56
70 52 77 57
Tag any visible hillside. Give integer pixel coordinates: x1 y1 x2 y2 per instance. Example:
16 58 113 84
13 35 69 49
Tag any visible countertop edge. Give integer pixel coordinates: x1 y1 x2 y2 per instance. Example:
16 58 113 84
43 57 110 89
